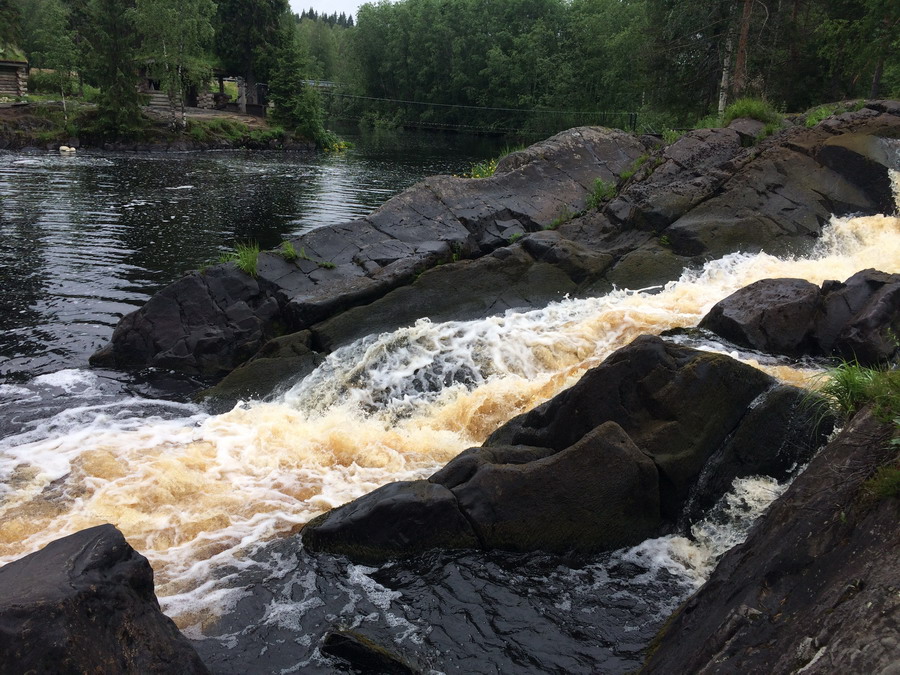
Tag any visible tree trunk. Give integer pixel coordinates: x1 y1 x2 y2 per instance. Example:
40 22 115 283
869 55 884 98
719 30 734 116
732 0 753 97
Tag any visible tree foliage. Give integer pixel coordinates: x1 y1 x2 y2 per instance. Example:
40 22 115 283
82 0 144 135
132 0 216 128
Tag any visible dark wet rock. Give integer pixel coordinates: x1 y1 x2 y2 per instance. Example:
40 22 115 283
605 127 747 234
310 240 610 351
487 335 774 516
301 481 479 564
816 269 900 364
664 107 900 259
605 242 695 290
681 385 835 524
0 524 209 675
196 330 325 411
448 422 661 553
698 278 823 356
320 629 419 675
699 270 900 364
303 337 827 564
643 409 899 675
727 117 767 145
93 127 646 376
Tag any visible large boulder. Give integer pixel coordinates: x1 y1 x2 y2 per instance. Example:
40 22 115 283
699 269 900 364
92 127 647 376
303 336 832 563
643 408 899 674
0 524 209 674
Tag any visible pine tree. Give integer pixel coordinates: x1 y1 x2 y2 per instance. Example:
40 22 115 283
83 0 144 136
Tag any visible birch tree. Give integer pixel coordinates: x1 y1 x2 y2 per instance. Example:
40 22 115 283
132 0 216 130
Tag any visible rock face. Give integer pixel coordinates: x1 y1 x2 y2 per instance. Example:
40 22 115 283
92 127 646 376
302 336 832 564
0 524 209 675
643 409 899 674
93 101 900 380
699 269 900 364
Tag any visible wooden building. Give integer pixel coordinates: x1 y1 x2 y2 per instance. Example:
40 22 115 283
0 43 28 99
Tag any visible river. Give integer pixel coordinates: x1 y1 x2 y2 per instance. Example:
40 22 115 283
1 131 898 673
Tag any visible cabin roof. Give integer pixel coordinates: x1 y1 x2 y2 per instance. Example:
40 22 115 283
0 41 27 64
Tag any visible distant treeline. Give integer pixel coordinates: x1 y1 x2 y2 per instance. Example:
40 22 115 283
305 0 899 133
2 0 897 139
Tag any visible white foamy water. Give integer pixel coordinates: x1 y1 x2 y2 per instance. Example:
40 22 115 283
0 207 897 627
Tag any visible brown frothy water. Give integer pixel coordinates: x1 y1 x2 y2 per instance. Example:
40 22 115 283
1 211 897 626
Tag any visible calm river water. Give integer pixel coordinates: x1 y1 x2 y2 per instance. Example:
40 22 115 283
0 128 506 384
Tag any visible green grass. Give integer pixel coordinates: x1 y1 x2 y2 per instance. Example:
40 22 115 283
545 207 575 230
662 128 684 144
279 241 299 261
508 232 524 243
219 242 260 277
804 100 864 127
722 98 783 126
817 361 899 421
620 155 649 182
586 178 617 210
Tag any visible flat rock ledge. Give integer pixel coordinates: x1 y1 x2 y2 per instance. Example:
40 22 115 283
0 524 209 675
301 336 833 564
92 101 900 381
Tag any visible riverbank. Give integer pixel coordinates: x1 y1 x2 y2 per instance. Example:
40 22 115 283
0 101 317 152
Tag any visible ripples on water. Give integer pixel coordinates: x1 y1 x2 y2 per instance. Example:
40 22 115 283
0 130 497 381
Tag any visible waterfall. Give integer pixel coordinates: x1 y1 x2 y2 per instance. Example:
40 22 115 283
1 206 898 627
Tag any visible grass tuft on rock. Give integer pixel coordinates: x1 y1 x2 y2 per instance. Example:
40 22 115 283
219 242 260 277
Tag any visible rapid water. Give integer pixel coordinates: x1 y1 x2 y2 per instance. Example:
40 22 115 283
1 209 897 628
1 146 898 670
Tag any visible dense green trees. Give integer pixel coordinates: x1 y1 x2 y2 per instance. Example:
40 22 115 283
8 0 899 140
133 0 216 129
341 0 899 132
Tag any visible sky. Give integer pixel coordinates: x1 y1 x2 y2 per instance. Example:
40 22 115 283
288 0 366 20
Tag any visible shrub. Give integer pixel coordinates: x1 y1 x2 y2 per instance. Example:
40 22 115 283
466 156 498 179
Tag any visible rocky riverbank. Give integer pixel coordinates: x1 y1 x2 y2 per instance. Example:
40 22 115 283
1 101 898 673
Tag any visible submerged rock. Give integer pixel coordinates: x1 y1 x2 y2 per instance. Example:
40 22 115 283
302 336 832 563
0 524 209 674
699 269 900 364
643 408 899 674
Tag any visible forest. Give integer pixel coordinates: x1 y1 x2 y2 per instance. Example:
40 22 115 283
1 0 898 139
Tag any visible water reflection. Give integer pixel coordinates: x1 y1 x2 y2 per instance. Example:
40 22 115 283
0 130 504 380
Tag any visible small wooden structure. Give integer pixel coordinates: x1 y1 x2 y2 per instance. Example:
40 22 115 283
0 43 28 99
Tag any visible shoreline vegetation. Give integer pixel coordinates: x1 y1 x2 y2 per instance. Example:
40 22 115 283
0 99 338 152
